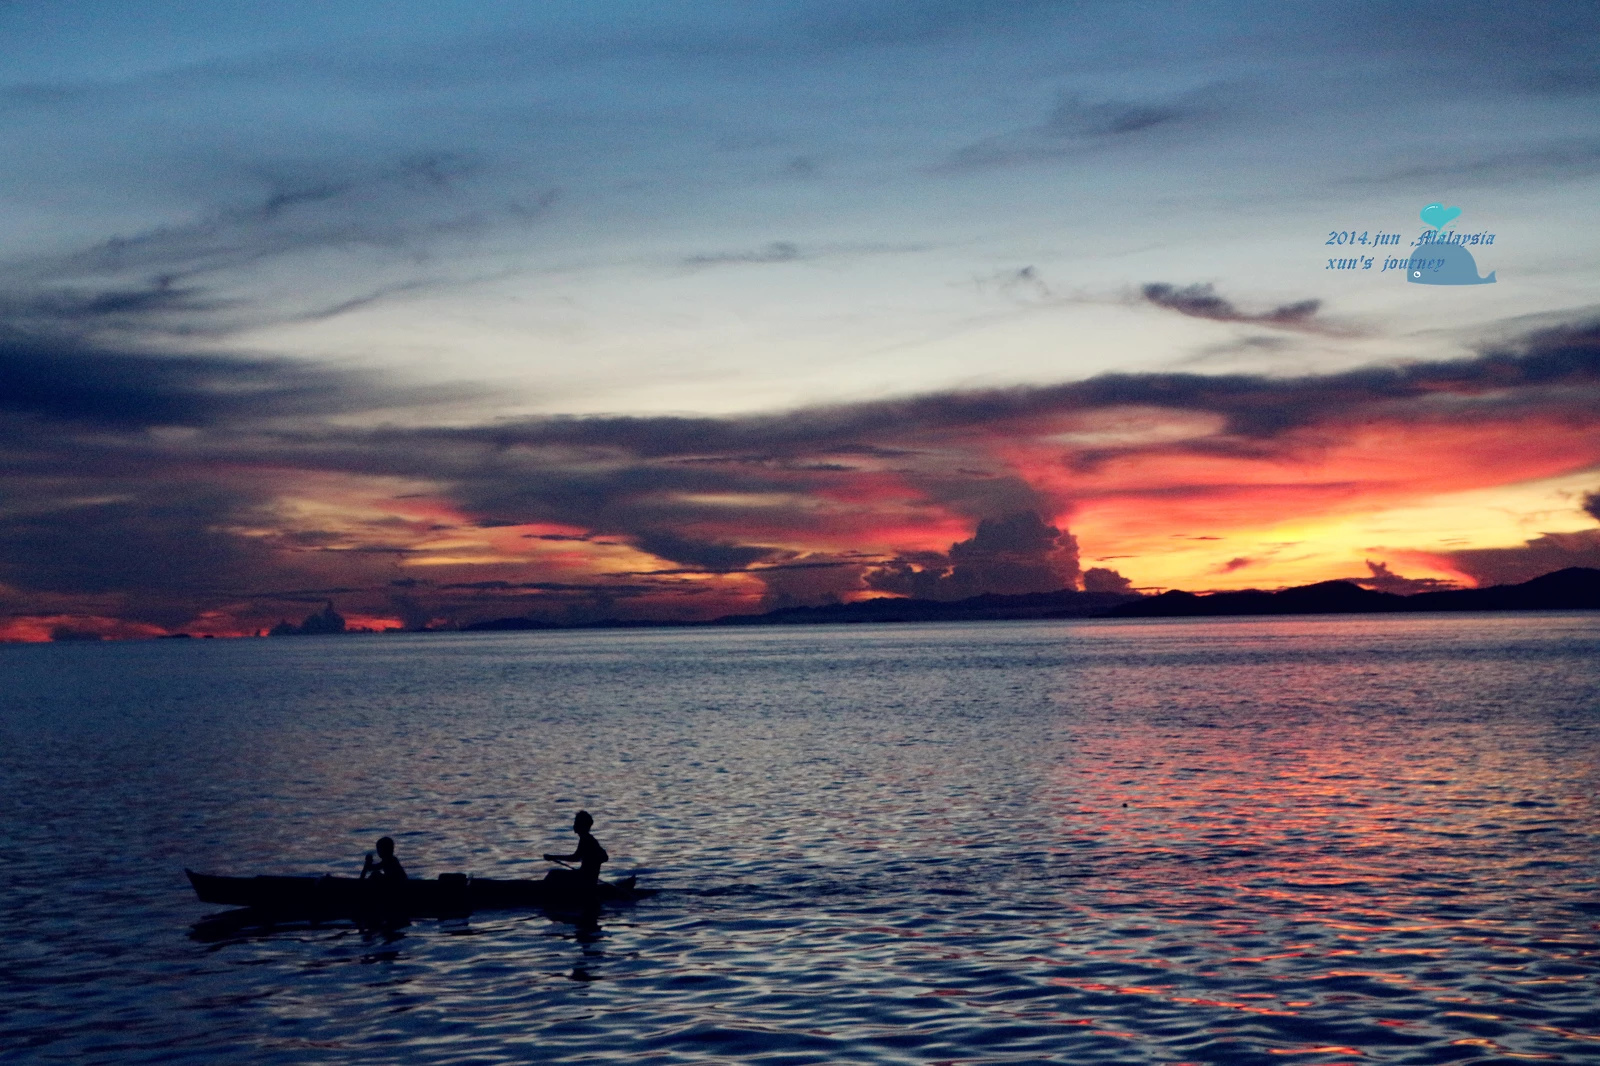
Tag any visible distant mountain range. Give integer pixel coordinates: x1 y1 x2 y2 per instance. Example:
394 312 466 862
462 588 1135 631
1103 566 1600 618
461 567 1600 632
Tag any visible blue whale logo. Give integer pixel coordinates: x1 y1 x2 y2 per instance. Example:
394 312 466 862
1405 241 1495 285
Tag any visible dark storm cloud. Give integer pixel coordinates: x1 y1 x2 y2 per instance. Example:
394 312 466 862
1583 490 1600 522
754 556 870 611
1081 566 1134 594
865 512 1080 600
1142 283 1322 329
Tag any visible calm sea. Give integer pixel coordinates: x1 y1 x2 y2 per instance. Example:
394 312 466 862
2 615 1598 1065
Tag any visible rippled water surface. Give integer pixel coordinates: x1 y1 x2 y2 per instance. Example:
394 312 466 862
3 614 1599 1064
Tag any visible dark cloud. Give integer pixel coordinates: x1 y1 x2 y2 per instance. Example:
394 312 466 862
0 488 278 628
1142 283 1322 329
754 556 869 611
1433 487 1600 587
1 276 227 327
437 580 664 594
865 512 1080 600
525 531 611 542
1352 560 1458 595
0 330 475 428
0 338 345 428
1438 530 1600 588
1082 566 1133 594
1219 557 1254 573
395 317 1599 462
630 531 779 571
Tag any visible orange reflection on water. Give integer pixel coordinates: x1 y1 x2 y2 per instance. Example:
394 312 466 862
1017 615 1600 1061
1266 1047 1363 1057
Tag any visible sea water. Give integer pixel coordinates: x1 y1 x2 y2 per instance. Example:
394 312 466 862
2 614 1597 1064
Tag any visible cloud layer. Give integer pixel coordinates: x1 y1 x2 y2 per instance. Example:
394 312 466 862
4 304 1599 637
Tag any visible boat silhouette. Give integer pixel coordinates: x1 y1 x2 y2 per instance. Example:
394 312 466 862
186 868 650 922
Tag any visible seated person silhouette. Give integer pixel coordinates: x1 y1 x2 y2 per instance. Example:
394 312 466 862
360 836 408 883
543 810 609 888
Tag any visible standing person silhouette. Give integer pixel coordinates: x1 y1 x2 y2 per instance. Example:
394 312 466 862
543 810 609 887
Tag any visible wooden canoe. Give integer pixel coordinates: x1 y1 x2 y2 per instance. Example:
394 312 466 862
185 869 649 918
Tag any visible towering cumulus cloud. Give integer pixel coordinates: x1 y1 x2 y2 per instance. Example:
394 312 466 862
865 513 1081 600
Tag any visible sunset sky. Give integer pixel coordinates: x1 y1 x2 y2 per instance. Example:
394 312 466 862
3 0 1600 639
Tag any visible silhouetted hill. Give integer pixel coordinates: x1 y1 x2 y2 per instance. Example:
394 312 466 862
461 616 675 632
715 588 1138 626
1106 567 1600 618
459 568 1600 632
463 587 1138 631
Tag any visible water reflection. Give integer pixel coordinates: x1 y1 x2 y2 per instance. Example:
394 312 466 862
357 924 406 965
563 914 607 982
3 615 1597 1063
1020 618 1600 1061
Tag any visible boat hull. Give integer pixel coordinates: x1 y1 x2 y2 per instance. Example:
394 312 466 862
185 869 647 918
